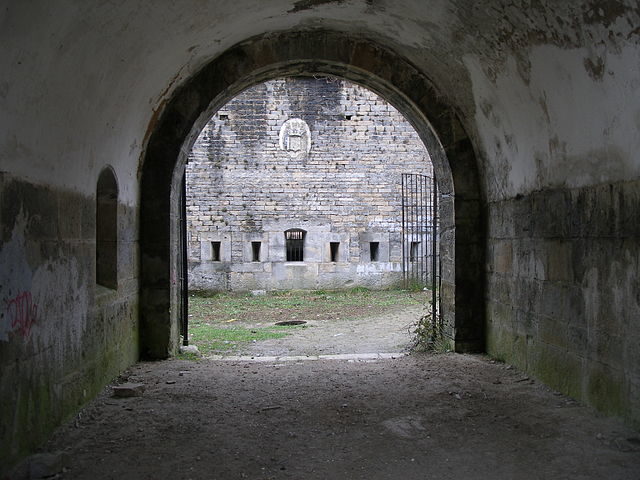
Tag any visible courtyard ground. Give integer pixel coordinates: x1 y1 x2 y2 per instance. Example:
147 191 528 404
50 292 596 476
28 291 640 479
184 289 425 357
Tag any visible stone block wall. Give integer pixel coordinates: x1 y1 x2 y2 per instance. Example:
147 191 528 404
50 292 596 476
486 180 640 426
0 172 139 468
186 77 433 291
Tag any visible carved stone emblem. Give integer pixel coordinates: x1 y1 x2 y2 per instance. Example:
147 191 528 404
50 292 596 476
279 118 311 158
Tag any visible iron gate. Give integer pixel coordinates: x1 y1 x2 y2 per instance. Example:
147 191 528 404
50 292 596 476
401 173 439 310
180 171 189 346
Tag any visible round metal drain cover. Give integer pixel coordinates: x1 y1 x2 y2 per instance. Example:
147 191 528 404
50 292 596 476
275 320 307 326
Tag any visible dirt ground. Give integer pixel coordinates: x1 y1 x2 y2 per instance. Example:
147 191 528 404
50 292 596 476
222 302 424 357
37 305 640 480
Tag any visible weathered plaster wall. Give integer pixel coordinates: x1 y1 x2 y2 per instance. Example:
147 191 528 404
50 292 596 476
465 43 640 199
0 173 139 468
186 77 433 291
2 2 639 203
461 7 640 426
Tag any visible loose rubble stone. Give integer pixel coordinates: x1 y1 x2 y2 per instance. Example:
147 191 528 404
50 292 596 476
112 383 146 397
179 345 201 356
9 451 69 480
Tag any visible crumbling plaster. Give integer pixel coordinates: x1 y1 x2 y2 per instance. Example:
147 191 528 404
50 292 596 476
466 43 640 200
2 1 638 202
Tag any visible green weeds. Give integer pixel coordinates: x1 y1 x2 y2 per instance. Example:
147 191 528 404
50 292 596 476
189 324 307 355
187 288 423 355
410 302 451 353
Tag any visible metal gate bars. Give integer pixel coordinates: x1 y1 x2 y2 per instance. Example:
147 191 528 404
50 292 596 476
401 173 439 313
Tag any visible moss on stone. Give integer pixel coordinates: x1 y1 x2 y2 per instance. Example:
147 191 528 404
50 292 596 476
586 367 626 417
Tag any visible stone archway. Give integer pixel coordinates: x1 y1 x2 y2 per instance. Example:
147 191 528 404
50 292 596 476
139 30 485 358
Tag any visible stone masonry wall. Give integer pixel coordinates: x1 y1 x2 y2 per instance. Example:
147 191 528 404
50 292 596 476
186 77 433 291
0 172 139 468
486 181 640 426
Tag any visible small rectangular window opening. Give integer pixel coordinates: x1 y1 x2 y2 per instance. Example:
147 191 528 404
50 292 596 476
219 113 229 120
212 241 221 261
285 229 305 262
330 242 340 262
370 242 379 262
251 241 261 262
409 241 420 262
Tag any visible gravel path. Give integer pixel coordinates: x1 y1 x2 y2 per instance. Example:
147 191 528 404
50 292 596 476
43 353 640 480
229 303 425 357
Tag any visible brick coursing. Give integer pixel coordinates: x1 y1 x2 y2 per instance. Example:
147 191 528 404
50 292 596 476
186 77 433 290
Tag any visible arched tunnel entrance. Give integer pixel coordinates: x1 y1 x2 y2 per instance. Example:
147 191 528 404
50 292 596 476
140 31 485 358
33 30 640 480
4 2 640 476
181 74 440 357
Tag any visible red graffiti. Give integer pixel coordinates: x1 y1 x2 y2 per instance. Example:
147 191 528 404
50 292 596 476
5 291 38 339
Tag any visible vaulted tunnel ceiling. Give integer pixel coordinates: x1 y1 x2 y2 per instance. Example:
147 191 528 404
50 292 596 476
1 0 639 203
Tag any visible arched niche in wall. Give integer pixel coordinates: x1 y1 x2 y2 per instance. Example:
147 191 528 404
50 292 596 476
139 30 485 358
96 166 118 290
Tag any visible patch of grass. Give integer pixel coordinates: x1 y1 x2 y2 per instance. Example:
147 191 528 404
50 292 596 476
175 351 201 361
187 288 424 354
349 286 371 294
405 281 429 292
189 288 423 323
270 289 293 297
189 290 226 298
189 323 307 355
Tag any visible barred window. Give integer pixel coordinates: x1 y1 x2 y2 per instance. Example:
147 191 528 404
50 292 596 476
285 229 305 261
